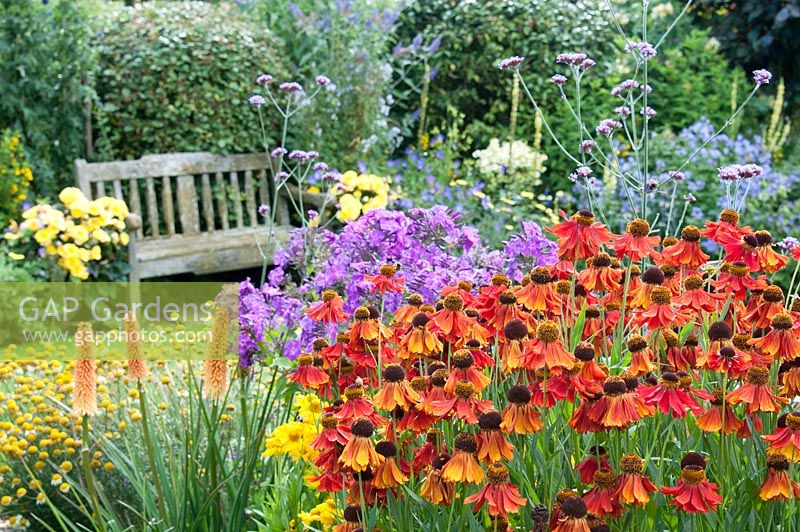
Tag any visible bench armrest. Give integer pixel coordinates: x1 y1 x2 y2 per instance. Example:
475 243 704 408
125 213 142 232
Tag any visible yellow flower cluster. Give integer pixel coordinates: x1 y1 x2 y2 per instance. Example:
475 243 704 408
262 393 323 461
297 497 339 530
334 170 391 222
0 130 34 226
0 358 122 524
4 187 130 279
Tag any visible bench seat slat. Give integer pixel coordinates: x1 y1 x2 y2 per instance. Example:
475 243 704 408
135 226 290 278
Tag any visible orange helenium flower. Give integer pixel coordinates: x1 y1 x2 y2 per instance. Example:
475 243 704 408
464 462 526 517
613 454 657 506
441 433 484 484
339 419 384 472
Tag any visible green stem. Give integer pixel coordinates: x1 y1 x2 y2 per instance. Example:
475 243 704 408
81 415 105 532
138 380 169 525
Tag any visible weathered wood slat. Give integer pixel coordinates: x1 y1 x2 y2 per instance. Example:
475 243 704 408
95 181 106 197
162 176 175 236
128 179 144 240
176 175 200 235
215 172 229 231
201 173 215 232
74 153 271 182
244 170 257 227
145 178 160 238
112 180 123 200
135 226 291 278
230 171 244 229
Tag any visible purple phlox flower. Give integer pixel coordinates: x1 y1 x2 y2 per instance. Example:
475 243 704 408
641 84 653 94
275 171 290 180
753 69 772 85
256 74 273 86
684 193 696 202
504 220 557 281
248 94 266 107
646 179 658 191
498 56 525 70
271 147 288 158
315 75 331 86
614 106 632 117
669 170 686 182
576 166 592 178
596 119 622 136
580 58 596 69
551 74 568 85
278 82 303 92
321 171 341 182
313 162 329 172
257 204 270 217
580 140 596 152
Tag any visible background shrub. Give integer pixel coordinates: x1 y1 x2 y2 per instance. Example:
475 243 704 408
91 2 290 161
392 0 615 185
692 0 800 114
0 0 92 196
258 0 401 165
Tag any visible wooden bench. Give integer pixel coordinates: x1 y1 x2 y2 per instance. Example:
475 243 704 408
75 152 326 281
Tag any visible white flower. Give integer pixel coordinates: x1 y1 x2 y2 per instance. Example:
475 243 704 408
472 139 547 179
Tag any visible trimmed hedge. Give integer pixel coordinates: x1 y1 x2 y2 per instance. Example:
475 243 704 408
92 2 290 161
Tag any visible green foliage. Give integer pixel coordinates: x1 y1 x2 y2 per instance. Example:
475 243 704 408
0 0 92 197
642 29 748 131
0 250 34 281
258 0 400 166
692 0 800 113
0 129 33 228
392 0 615 183
91 2 290 162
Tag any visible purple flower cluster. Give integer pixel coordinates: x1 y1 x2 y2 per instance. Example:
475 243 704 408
278 82 303 92
717 163 764 181
556 52 593 68
595 119 622 136
239 208 555 363
256 74 273 86
503 221 557 281
753 69 772 85
498 56 525 70
248 95 266 107
288 150 320 163
625 41 656 60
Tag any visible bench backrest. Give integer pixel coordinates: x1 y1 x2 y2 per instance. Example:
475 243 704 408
75 152 303 241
